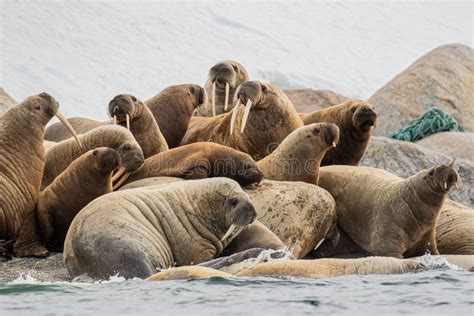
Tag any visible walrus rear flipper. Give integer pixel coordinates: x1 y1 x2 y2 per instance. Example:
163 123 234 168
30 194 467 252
13 212 49 258
0 239 14 258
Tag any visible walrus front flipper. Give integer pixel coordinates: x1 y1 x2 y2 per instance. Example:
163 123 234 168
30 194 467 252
13 212 49 258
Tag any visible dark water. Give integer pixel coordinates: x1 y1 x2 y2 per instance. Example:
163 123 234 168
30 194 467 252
0 268 472 316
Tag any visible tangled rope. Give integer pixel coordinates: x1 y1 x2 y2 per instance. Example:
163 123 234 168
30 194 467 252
390 107 464 142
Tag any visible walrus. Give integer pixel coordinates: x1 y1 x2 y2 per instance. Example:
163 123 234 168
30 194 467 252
235 257 422 278
196 60 249 116
37 148 119 251
147 266 232 281
44 94 168 158
42 125 144 189
63 178 257 279
0 93 81 257
257 123 340 184
117 142 263 188
181 81 304 160
300 99 377 166
146 84 206 148
316 164 461 258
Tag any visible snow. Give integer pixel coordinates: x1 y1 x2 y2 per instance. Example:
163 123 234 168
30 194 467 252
1 1 472 120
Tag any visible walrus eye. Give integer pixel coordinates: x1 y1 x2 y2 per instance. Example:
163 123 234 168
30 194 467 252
92 150 98 156
131 96 137 102
351 107 357 113
34 104 41 110
229 197 238 207
232 65 238 72
429 169 435 176
313 127 320 134
123 144 131 151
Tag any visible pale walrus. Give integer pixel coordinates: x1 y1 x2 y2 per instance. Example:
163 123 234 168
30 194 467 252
300 99 377 166
44 94 168 158
316 164 461 258
0 93 81 257
117 142 263 188
63 178 257 279
147 266 232 281
181 81 304 160
37 148 119 251
42 125 144 189
196 60 249 116
146 84 207 148
257 123 340 184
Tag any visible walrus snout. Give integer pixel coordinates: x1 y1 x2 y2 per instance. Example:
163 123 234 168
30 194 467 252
95 148 120 172
353 104 377 131
108 94 136 127
232 200 257 227
239 167 264 187
237 81 262 105
37 92 59 117
321 123 340 147
209 63 235 87
431 165 461 192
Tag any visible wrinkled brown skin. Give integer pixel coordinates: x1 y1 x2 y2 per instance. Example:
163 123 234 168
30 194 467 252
121 142 263 188
42 125 144 189
146 84 206 148
300 100 377 166
63 178 257 279
44 94 167 158
317 165 460 258
257 123 340 184
196 60 249 116
236 257 422 278
0 93 60 257
147 266 231 281
37 148 119 252
181 81 304 161
436 199 474 255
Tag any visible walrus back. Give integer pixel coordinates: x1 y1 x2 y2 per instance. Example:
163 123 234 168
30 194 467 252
44 117 106 142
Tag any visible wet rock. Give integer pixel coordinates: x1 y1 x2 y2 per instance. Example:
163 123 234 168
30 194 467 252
416 132 474 163
284 88 349 113
0 253 70 282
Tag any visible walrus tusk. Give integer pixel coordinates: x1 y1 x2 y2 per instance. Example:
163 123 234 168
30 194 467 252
229 99 241 135
224 82 230 111
113 172 131 191
113 115 117 125
314 238 325 251
240 99 253 133
55 111 83 149
211 81 216 117
332 142 337 148
455 182 460 190
221 224 238 241
126 114 130 130
111 167 127 182
443 181 447 190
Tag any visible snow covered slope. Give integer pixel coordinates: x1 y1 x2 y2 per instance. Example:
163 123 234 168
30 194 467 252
1 1 472 120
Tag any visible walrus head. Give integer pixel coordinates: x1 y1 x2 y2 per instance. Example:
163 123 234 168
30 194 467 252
91 147 120 174
425 164 461 193
23 93 82 147
108 94 142 129
208 60 249 114
349 100 377 132
111 139 145 189
318 123 340 149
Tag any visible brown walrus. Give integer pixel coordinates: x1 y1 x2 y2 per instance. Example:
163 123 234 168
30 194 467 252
316 164 461 258
44 94 168 158
300 100 377 166
181 81 304 160
117 142 263 188
42 125 144 190
196 60 249 116
37 148 119 251
146 84 206 148
0 93 81 257
63 178 257 279
257 123 340 184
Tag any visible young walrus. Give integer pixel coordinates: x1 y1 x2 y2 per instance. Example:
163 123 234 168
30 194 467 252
63 178 257 279
196 60 249 116
118 142 263 188
37 148 120 252
257 123 340 184
0 93 81 257
44 94 168 158
300 99 377 166
181 81 304 160
317 164 461 258
146 84 207 148
42 125 144 190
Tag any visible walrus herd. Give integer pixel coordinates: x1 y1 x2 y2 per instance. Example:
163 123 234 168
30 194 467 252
1 60 472 281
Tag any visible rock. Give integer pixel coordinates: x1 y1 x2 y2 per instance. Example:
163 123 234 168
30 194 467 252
416 132 474 163
245 180 336 258
0 87 17 117
284 89 349 113
0 253 70 282
368 44 474 136
361 136 473 207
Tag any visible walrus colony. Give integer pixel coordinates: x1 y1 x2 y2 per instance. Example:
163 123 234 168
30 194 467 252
0 60 471 280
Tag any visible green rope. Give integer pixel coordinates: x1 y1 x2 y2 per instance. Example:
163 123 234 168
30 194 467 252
390 107 465 142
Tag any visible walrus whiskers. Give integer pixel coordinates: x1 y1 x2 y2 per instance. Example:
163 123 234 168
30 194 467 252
240 99 253 133
224 82 230 111
229 99 241 135
211 81 216 116
113 172 131 191
55 111 83 149
221 224 238 241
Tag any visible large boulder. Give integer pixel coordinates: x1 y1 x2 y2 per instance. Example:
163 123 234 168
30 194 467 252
361 136 473 207
368 44 474 136
284 89 349 113
416 132 474 163
0 87 16 117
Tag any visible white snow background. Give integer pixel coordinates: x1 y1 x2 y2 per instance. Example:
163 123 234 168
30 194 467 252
1 1 472 120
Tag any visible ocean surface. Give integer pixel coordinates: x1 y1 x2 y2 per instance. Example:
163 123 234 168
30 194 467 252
0 256 472 316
